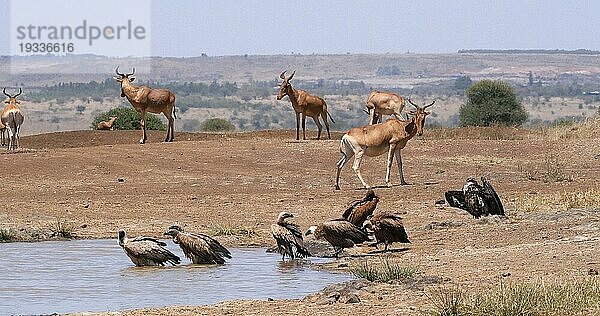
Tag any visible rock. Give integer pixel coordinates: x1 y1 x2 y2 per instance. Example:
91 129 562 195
342 293 360 304
501 272 511 277
588 268 599 276
117 178 125 182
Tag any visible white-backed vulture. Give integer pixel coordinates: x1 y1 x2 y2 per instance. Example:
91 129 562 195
305 219 370 257
271 212 311 261
363 212 410 252
445 176 505 218
118 229 180 267
164 225 231 264
342 189 379 227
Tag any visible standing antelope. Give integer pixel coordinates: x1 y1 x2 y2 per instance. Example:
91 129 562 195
277 71 334 140
335 99 434 190
365 91 407 125
113 67 176 144
1 88 25 150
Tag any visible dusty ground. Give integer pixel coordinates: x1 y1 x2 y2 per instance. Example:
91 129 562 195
2 128 600 315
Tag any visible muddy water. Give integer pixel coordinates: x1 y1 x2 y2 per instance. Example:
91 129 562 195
0 239 352 315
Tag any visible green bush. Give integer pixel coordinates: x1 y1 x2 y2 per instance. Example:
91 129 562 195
92 107 166 131
459 80 528 127
200 118 236 132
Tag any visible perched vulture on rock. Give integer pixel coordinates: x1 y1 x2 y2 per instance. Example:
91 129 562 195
305 219 370 257
342 189 379 227
363 211 410 251
118 229 181 267
445 176 505 218
164 225 231 264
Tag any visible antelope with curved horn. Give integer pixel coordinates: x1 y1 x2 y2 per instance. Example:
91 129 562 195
113 67 176 144
365 91 407 125
277 71 335 140
1 88 25 150
335 99 434 190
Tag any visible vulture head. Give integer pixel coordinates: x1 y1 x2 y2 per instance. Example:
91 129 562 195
118 229 127 246
164 225 184 237
305 225 323 239
277 211 294 223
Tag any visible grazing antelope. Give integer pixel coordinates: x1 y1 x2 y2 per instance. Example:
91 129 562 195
1 88 25 150
365 91 407 125
96 116 118 130
335 99 434 190
113 67 176 144
277 71 334 140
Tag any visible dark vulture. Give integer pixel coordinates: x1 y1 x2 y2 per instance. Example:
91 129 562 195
118 229 181 267
305 219 370 257
164 225 231 264
363 211 410 251
271 212 310 260
342 189 380 227
445 176 505 218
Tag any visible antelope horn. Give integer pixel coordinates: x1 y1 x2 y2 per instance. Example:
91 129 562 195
14 88 22 98
288 70 295 81
280 71 287 80
424 100 435 109
2 88 9 98
407 98 418 108
115 66 124 76
126 68 136 77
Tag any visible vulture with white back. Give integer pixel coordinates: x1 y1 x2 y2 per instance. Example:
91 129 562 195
118 229 181 267
271 212 311 261
164 225 231 264
305 219 370 257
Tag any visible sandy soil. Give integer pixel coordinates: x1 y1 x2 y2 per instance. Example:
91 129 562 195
2 128 600 315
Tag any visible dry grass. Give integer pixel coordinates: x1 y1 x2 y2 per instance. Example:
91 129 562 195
427 126 537 140
545 116 600 140
514 189 600 213
208 224 257 237
349 257 418 282
426 279 600 316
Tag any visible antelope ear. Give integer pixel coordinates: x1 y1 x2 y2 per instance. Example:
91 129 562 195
425 111 431 115
129 77 136 82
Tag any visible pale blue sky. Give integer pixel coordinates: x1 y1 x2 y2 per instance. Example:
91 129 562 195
2 0 600 57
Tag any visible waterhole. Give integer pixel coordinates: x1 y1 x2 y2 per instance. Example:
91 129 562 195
0 239 352 315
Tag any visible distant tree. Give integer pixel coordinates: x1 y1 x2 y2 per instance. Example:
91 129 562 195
454 75 473 91
459 80 528 127
200 118 236 132
91 107 166 130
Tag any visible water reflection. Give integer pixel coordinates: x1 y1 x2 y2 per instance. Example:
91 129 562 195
0 239 352 315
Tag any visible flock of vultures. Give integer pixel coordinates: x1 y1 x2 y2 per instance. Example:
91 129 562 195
2 68 505 267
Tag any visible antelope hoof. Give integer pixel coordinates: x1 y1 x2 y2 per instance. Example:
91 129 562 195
386 182 393 187
335 185 341 190
139 139 146 144
400 181 409 185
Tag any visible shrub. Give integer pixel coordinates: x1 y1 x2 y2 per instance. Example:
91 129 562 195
350 258 417 282
91 107 166 131
459 80 528 127
200 118 236 132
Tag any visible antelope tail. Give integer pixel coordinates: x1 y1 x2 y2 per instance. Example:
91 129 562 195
327 112 335 124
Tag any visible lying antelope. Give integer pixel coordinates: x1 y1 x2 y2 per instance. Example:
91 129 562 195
335 99 434 190
365 91 406 125
113 67 176 144
1 88 25 150
96 116 118 130
277 71 334 140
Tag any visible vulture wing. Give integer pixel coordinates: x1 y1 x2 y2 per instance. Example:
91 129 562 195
125 239 180 266
178 232 231 264
445 190 467 210
481 177 505 216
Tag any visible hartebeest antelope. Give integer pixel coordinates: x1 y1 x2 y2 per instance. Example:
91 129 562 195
277 71 334 140
335 99 434 190
113 67 176 144
96 116 118 130
1 88 25 150
365 91 407 125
